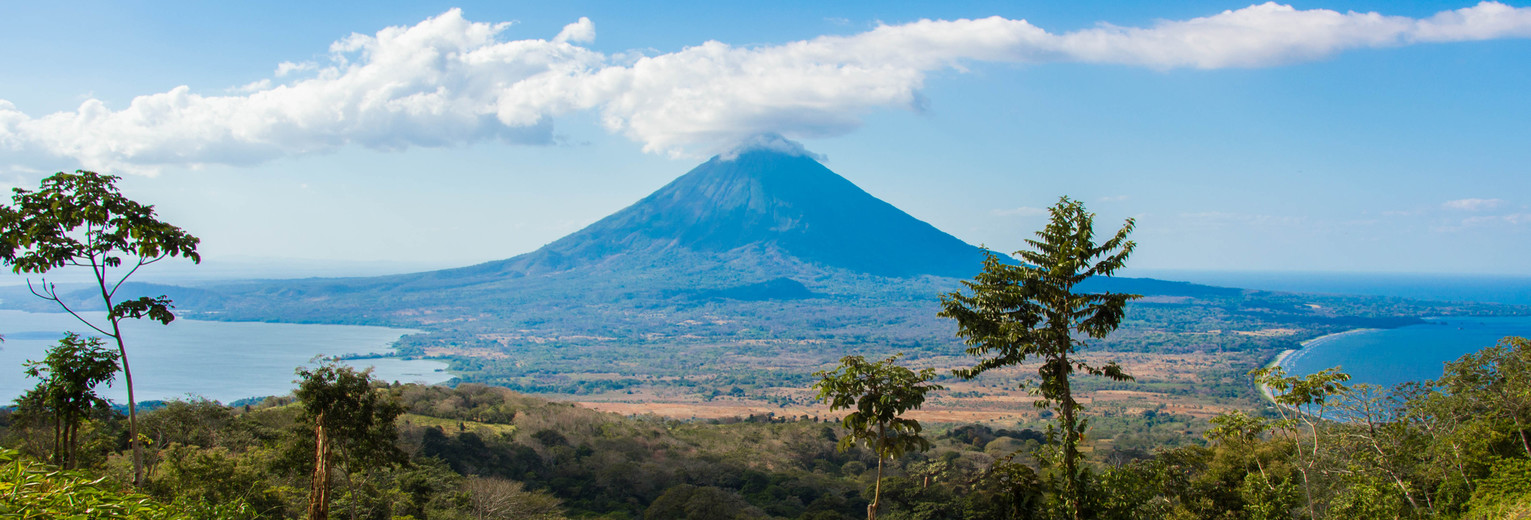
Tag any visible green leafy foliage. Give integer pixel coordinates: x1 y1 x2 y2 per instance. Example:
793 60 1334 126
0 337 1527 519
0 447 253 519
16 332 119 469
814 353 942 519
293 362 404 520
940 196 1138 520
814 354 943 458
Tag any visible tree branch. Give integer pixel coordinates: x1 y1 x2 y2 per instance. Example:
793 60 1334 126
109 254 160 299
27 279 112 337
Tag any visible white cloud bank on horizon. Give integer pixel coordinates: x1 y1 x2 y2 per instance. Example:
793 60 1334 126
2 2 1530 173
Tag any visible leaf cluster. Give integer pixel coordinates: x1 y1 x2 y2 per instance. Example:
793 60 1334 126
0 170 199 274
939 196 1139 403
19 333 120 417
812 354 943 459
293 363 406 469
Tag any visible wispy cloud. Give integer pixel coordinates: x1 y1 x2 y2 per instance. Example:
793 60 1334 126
1443 198 1506 211
1179 211 1305 227
1459 213 1531 226
2 3 1529 173
274 61 318 77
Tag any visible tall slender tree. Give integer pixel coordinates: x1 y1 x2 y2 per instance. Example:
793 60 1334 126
939 196 1138 520
0 170 200 486
812 353 942 520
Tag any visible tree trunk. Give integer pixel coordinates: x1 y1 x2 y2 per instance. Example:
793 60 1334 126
1514 414 1531 459
342 450 359 520
868 421 886 520
1254 457 1274 490
105 309 145 487
1057 355 1082 520
869 454 883 520
52 413 62 466
308 412 332 520
66 412 77 469
1297 465 1317 520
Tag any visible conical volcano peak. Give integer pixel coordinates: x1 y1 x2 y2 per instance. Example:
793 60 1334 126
506 145 989 278
719 133 826 162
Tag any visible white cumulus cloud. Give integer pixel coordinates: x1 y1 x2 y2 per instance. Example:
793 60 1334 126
554 17 596 44
1 3 1529 173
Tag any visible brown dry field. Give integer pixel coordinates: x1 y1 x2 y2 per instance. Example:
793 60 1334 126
568 350 1248 424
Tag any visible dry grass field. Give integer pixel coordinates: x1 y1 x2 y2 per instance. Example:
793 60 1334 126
569 349 1252 425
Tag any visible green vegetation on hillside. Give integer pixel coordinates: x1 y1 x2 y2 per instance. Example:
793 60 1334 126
2 169 1527 518
2 334 1528 519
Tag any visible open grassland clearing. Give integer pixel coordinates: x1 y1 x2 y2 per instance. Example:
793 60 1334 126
566 348 1247 425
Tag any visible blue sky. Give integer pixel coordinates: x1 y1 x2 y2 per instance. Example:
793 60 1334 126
2 1 1529 278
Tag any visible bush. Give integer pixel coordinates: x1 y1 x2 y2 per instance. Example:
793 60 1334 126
1463 457 1531 520
0 448 255 519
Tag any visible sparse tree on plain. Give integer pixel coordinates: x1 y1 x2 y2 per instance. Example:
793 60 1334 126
813 353 942 520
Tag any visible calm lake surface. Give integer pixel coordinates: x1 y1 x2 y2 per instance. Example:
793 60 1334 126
1281 316 1531 389
0 310 451 404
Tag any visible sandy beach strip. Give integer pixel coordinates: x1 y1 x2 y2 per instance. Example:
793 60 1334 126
1257 328 1377 404
1258 349 1297 404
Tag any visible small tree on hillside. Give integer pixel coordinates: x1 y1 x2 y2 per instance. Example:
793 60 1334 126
0 170 200 485
1250 365 1351 520
812 353 942 520
295 362 404 520
16 332 120 468
939 196 1138 520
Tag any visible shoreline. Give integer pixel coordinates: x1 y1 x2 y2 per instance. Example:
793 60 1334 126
0 309 448 403
1257 328 1377 404
1258 349 1297 404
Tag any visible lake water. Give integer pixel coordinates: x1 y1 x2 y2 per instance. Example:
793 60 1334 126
1280 316 1531 389
0 310 452 404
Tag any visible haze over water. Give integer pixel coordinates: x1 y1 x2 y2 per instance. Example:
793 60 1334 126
0 310 450 404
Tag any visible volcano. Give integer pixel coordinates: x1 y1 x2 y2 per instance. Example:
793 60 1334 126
46 141 1232 325
462 146 988 279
